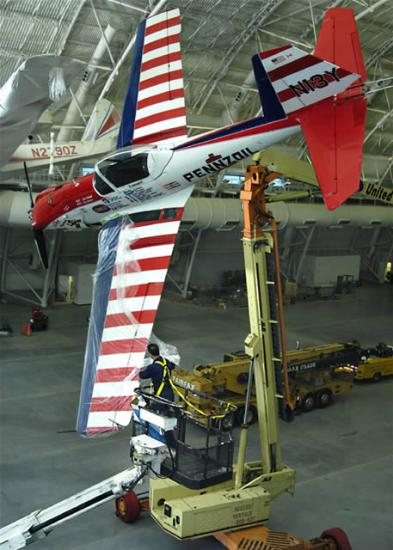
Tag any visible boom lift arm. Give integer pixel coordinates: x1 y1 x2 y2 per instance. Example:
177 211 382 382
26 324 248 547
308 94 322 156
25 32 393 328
0 411 171 550
0 468 144 550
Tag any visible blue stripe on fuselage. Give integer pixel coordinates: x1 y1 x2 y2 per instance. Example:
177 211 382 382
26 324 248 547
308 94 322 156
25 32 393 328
116 20 146 149
173 115 277 150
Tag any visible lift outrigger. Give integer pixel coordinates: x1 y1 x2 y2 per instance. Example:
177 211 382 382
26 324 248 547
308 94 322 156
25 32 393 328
0 165 352 550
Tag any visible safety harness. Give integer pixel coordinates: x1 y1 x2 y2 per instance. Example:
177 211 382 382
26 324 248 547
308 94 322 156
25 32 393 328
155 358 170 397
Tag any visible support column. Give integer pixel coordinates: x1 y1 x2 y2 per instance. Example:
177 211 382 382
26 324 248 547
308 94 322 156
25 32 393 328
182 229 203 298
0 227 11 294
294 225 315 283
41 231 61 307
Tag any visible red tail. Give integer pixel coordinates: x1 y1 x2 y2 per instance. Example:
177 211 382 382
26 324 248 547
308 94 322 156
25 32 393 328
314 8 366 82
297 8 367 210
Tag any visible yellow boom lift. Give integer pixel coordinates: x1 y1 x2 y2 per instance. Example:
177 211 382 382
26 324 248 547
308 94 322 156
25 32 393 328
148 164 353 549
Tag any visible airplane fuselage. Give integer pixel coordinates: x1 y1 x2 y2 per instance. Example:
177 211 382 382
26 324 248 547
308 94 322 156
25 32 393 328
32 115 300 231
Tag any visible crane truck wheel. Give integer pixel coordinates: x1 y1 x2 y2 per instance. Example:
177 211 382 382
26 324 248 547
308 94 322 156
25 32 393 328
372 372 382 382
115 491 141 523
302 393 315 412
320 527 352 550
235 405 257 426
317 389 332 408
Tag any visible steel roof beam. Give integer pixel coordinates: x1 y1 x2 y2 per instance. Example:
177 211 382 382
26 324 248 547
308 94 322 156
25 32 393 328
193 0 285 115
98 0 168 100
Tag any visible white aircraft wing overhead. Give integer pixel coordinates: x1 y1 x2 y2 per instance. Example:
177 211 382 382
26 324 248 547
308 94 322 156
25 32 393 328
0 55 85 167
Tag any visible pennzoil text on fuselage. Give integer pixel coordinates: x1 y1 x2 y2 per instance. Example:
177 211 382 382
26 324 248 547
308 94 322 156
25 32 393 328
182 147 257 182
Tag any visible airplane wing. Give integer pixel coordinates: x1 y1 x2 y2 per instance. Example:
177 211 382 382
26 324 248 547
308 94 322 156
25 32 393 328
76 196 191 436
117 8 187 148
0 55 84 168
1 99 120 175
77 8 190 437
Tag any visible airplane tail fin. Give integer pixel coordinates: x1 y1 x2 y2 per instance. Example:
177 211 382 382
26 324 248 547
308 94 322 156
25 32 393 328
82 99 120 142
254 8 367 209
117 8 187 149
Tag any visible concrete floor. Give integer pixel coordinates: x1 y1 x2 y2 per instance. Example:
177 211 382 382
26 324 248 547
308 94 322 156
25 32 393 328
0 284 392 549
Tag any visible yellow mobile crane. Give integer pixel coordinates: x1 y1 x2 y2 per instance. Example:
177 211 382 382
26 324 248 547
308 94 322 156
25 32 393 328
172 341 359 426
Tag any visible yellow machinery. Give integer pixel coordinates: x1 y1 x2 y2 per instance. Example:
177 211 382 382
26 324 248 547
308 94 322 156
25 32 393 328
172 342 358 424
255 147 393 207
149 165 352 549
354 343 393 381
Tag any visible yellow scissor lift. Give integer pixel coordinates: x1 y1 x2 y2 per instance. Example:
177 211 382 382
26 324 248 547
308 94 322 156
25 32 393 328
148 165 352 549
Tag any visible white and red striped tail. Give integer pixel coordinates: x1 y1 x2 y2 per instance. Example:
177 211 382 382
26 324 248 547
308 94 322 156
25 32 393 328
76 206 185 437
255 45 360 115
82 99 120 142
117 8 187 149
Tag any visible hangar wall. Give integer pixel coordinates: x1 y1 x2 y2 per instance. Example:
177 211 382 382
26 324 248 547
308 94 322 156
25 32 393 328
1 206 392 305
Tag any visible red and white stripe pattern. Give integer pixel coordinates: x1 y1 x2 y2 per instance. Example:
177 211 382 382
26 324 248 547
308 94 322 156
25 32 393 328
259 45 360 115
82 99 120 141
133 8 187 146
85 209 183 435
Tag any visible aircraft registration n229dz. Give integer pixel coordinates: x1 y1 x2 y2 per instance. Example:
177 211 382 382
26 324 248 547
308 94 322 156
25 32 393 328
31 8 368 436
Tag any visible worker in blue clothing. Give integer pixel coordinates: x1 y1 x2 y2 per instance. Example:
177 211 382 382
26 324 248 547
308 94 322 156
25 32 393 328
139 343 176 411
139 342 177 448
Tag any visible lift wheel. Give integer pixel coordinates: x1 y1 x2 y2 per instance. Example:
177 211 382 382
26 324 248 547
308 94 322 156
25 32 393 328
320 528 352 550
115 491 141 523
215 525 352 549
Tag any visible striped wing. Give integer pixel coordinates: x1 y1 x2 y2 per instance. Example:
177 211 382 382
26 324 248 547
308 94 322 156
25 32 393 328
117 8 187 148
76 205 185 437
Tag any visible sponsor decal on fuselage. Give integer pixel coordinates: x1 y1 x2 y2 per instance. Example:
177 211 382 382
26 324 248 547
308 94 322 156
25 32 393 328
75 194 95 207
182 148 257 182
123 185 162 203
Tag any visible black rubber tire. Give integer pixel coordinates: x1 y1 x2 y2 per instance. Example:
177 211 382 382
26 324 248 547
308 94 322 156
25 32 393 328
321 527 352 550
302 393 315 412
317 389 332 408
115 491 141 523
372 372 382 382
235 405 257 426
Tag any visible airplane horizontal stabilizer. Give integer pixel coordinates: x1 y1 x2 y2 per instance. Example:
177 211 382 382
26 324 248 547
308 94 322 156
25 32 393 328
257 7 367 210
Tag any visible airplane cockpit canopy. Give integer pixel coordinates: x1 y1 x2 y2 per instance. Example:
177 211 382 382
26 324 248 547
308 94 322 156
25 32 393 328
94 150 149 195
93 146 173 196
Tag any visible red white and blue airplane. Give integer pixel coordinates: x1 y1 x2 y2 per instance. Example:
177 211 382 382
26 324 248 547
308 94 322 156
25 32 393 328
30 8 367 437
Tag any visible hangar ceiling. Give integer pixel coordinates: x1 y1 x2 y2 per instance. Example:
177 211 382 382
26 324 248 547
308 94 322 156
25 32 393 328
1 0 392 187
